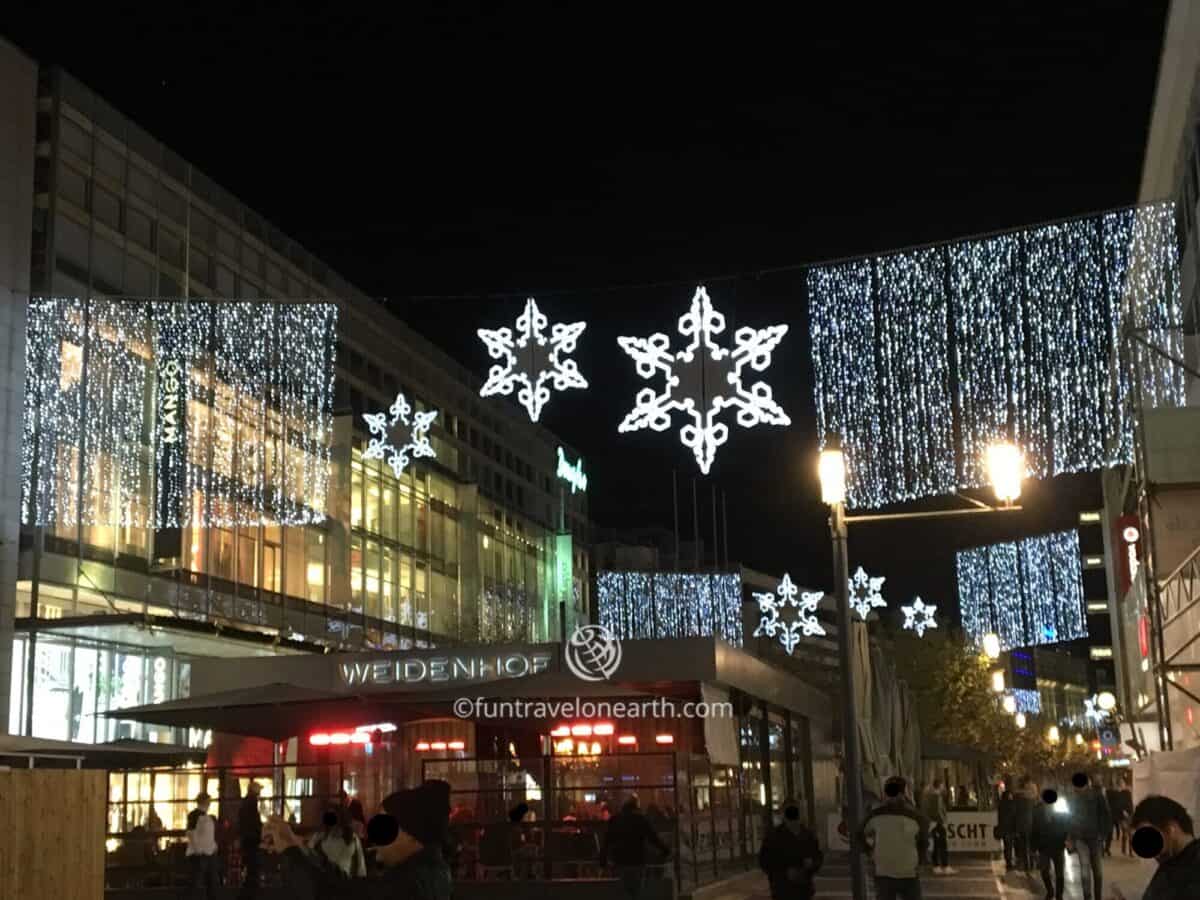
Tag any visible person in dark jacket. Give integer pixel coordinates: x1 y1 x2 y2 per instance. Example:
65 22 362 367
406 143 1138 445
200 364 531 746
1130 794 1200 900
265 781 453 900
998 789 1017 870
1066 773 1111 900
1031 788 1070 900
758 800 823 900
1108 778 1134 857
1013 779 1036 874
238 780 263 899
601 795 671 899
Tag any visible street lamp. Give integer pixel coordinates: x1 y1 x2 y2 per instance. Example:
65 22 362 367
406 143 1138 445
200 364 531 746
982 632 1002 660
991 671 1006 693
1048 725 1061 744
1015 712 1027 729
1097 691 1117 712
1075 733 1084 746
986 441 1024 506
1002 695 1017 714
817 435 866 900
815 433 1026 900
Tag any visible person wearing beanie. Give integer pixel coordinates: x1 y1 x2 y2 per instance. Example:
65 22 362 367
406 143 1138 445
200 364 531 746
265 781 452 900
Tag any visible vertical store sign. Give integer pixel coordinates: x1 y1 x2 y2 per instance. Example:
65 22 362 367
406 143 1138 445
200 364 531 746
1115 514 1141 596
154 302 188 556
555 532 574 611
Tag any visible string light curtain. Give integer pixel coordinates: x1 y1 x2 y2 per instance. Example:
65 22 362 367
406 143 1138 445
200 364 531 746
810 202 1185 509
597 570 742 645
956 528 1087 652
21 297 338 528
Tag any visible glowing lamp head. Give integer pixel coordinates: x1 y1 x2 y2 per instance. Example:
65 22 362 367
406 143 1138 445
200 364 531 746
1002 695 1017 714
1097 691 1116 712
1015 712 1026 729
982 633 1002 660
1122 526 1139 544
1075 733 1084 746
1047 725 1061 744
991 670 1006 693
818 435 847 506
986 442 1023 504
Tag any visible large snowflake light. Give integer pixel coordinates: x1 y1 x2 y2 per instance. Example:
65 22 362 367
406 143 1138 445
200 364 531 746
362 392 438 479
752 573 825 655
478 298 587 422
617 286 790 474
901 597 938 637
848 566 886 620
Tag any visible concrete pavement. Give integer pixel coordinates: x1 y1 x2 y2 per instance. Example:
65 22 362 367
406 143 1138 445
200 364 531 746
995 850 1155 900
689 853 1005 899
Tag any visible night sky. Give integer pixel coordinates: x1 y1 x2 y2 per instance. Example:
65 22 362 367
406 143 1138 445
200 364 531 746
3 2 1170 625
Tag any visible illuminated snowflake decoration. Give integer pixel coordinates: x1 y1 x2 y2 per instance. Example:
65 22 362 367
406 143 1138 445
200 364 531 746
362 392 438 479
752 572 825 655
478 298 588 423
901 597 938 637
848 566 887 621
617 285 790 474
1084 696 1106 725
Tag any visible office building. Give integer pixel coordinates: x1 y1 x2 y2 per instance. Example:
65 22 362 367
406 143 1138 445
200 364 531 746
0 40 592 745
1103 0 1200 752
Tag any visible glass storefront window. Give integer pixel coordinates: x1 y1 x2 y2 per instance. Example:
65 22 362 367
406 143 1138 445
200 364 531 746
351 459 363 528
416 496 428 552
306 529 326 605
238 532 258 587
365 541 381 621
381 482 396 541
399 555 413 626
445 518 459 566
263 526 281 593
382 547 397 622
365 468 380 534
213 527 235 580
399 485 413 547
350 535 363 613
284 526 305 600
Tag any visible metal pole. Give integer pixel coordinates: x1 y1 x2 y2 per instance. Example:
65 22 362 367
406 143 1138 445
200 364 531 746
692 479 701 571
672 470 680 570
711 484 719 570
832 501 867 900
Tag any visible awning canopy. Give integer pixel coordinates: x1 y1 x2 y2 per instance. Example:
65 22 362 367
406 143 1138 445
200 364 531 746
104 683 386 743
106 676 662 742
0 733 207 769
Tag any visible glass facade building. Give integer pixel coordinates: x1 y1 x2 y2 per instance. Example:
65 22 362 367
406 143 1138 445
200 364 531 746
6 64 591 744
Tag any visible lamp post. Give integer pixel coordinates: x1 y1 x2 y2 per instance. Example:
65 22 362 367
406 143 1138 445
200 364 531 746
818 436 867 900
816 434 1026 900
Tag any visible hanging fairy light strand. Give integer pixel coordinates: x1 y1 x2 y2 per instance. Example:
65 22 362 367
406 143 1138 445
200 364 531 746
810 201 1185 509
21 297 338 529
956 528 1087 652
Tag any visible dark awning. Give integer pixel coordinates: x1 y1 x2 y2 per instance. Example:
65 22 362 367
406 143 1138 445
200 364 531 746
104 683 429 742
0 733 206 768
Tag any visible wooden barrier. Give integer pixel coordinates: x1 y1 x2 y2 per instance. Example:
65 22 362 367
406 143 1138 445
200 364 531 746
0 768 106 900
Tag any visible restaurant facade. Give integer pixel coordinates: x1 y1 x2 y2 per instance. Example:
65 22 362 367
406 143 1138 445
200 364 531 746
115 635 838 890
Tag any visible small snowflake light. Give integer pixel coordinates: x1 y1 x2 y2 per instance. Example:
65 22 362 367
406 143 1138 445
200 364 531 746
362 392 438 479
1083 696 1106 725
752 572 826 654
848 566 886 621
618 285 790 474
478 298 587 422
901 596 938 637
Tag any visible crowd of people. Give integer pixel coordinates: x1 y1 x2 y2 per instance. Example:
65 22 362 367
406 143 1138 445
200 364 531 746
175 781 676 900
168 767 1200 900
